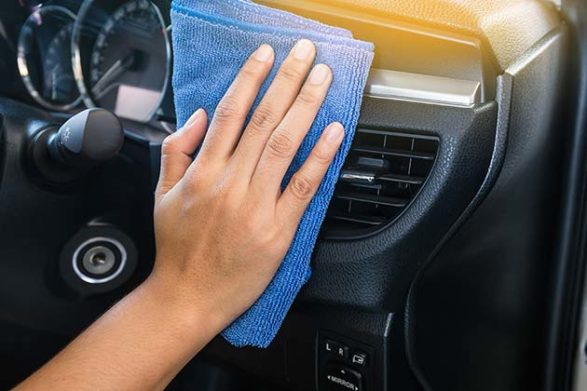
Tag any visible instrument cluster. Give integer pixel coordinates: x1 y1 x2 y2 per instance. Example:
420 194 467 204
16 0 174 129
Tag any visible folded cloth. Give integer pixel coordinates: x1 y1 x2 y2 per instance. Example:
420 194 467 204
184 0 353 38
171 0 374 348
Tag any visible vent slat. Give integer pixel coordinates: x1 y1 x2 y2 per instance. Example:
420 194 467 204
356 128 437 140
378 173 424 185
352 146 435 160
339 169 376 185
327 214 387 226
335 192 409 208
338 171 424 186
324 129 439 237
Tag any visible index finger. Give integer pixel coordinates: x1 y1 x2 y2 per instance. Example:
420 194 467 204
196 44 275 162
277 122 344 230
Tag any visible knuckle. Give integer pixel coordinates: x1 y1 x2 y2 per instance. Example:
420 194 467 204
161 135 178 155
267 131 294 158
239 63 261 80
245 213 265 234
214 96 241 123
184 171 203 191
223 193 242 214
296 89 320 107
310 145 332 165
249 104 279 132
290 173 314 201
278 65 305 83
192 154 209 171
154 181 170 198
266 234 287 257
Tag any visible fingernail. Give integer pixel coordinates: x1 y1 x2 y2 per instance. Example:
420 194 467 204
182 108 203 130
309 64 331 85
254 44 274 62
293 39 315 60
325 122 344 143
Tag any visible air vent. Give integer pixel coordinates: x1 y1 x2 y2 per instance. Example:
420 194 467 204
323 128 439 237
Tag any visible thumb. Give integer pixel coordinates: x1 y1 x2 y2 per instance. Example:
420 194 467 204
156 109 207 201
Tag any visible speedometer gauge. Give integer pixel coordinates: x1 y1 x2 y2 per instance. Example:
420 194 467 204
17 6 81 111
72 0 171 123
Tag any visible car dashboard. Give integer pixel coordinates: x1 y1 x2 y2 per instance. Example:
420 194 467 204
0 1 575 390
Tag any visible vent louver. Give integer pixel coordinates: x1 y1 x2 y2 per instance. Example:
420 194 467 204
323 128 439 237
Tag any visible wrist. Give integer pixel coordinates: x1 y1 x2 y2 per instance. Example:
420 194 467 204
139 268 229 344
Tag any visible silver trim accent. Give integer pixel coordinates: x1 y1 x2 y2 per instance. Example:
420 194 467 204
71 0 172 123
17 6 82 111
365 69 481 107
72 237 127 284
340 172 376 184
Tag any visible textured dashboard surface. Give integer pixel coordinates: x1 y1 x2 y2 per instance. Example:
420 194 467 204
409 27 569 391
261 0 560 71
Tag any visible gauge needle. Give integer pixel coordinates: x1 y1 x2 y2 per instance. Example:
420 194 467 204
92 53 136 99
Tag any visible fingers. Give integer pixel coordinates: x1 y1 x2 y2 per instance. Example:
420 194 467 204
277 122 344 227
251 63 333 192
156 109 207 202
198 44 275 161
231 39 316 177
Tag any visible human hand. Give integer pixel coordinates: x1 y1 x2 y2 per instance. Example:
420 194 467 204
150 39 344 332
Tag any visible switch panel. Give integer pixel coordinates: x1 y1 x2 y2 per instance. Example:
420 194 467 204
318 332 376 391
351 352 367 367
326 364 362 391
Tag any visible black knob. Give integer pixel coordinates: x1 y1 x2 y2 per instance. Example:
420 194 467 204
48 108 124 168
28 108 125 184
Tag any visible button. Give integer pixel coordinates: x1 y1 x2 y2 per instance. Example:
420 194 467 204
335 345 349 359
324 339 349 359
326 365 362 391
351 352 367 367
324 339 339 354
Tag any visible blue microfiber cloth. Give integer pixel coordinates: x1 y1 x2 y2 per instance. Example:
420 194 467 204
192 0 353 38
171 0 374 348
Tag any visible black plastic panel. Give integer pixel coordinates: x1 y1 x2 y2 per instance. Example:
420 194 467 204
0 99 155 337
201 305 394 391
407 28 569 391
302 97 497 312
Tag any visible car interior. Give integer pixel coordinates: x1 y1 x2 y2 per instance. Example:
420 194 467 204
1 0 587 390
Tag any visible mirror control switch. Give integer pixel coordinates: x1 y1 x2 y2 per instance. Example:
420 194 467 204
352 352 367 367
324 339 350 359
325 364 362 391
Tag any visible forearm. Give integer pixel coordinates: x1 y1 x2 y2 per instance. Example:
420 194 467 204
15 273 224 391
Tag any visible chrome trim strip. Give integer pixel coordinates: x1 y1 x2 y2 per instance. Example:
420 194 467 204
71 0 172 123
365 69 481 107
72 237 127 284
17 5 83 111
340 172 376 184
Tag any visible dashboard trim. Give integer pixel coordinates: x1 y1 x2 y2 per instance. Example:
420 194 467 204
70 0 172 124
365 69 481 107
17 5 83 112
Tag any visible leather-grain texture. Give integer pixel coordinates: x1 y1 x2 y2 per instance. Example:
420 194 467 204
410 28 568 391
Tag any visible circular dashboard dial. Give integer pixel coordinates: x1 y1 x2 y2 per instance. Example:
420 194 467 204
72 0 171 123
17 6 82 111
